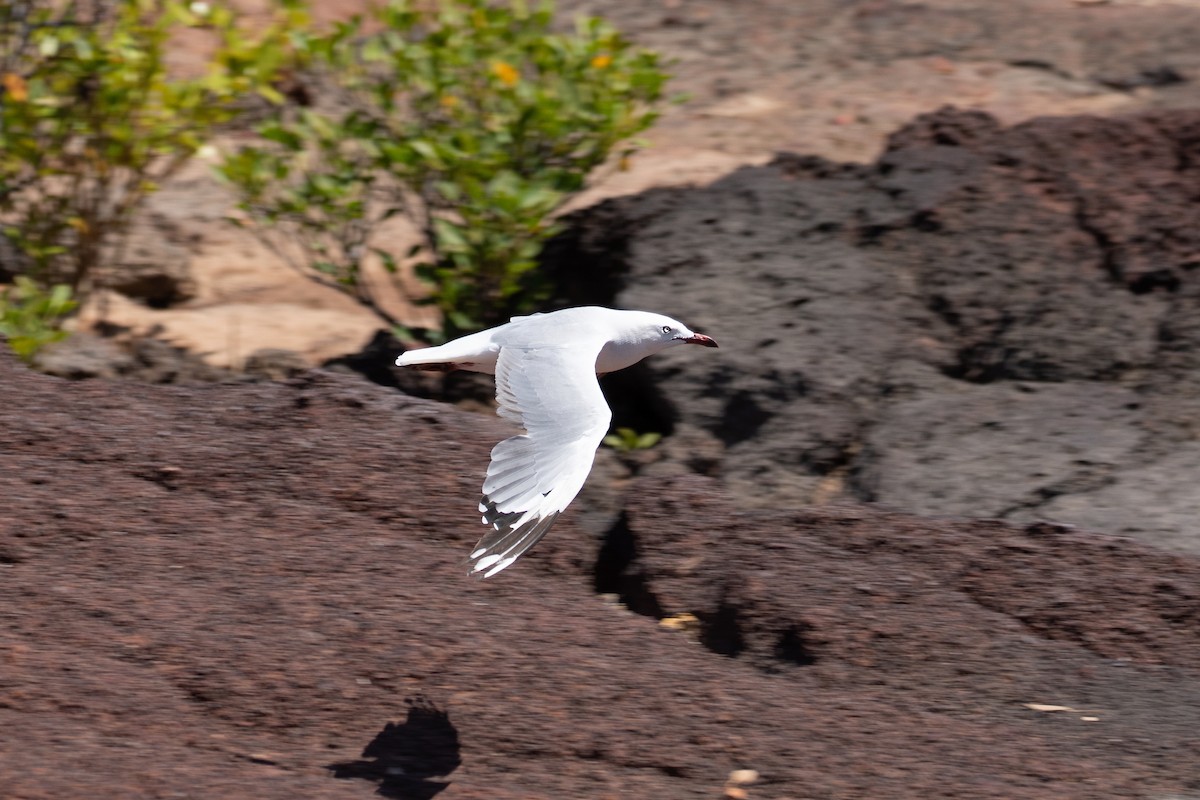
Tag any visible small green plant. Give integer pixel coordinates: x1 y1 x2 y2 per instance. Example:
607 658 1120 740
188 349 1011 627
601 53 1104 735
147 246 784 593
603 427 662 453
0 0 298 297
219 0 668 339
218 105 402 324
0 276 77 362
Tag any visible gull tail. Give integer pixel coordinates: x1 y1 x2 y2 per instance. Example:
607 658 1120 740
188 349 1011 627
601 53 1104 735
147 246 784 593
394 329 500 374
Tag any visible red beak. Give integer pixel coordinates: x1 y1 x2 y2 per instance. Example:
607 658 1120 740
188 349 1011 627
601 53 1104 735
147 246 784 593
684 333 718 348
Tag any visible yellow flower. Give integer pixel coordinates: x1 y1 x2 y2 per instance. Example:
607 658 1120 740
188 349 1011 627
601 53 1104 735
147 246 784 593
439 94 459 109
491 61 519 87
590 54 612 69
2 73 28 102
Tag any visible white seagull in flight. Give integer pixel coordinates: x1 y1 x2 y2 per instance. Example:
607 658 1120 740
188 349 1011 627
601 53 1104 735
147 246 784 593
395 306 718 577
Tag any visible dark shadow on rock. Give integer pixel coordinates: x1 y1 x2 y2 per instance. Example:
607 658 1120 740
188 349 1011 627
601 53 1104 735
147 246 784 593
774 623 817 667
593 511 665 619
324 329 405 390
326 330 496 407
599 363 677 438
538 197 643 308
327 698 461 799
698 593 746 658
717 388 772 446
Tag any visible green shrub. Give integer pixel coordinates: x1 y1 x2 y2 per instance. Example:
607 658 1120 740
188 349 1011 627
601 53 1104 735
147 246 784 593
603 427 662 452
0 276 77 362
0 0 297 298
219 0 668 340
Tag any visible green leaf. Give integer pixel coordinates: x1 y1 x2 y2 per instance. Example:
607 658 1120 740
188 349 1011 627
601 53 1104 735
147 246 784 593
2 0 298 313
637 432 662 449
374 247 399 273
409 140 443 167
208 0 668 335
432 219 470 253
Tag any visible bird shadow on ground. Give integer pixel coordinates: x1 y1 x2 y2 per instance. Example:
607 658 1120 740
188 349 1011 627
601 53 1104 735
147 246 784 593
327 697 462 800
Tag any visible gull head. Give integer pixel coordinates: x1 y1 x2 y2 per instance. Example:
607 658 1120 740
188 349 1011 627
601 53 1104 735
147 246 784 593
630 312 719 352
598 308 719 375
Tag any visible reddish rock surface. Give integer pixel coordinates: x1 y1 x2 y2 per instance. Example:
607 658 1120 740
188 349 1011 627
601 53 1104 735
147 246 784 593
7 2 1200 794
3 345 1200 799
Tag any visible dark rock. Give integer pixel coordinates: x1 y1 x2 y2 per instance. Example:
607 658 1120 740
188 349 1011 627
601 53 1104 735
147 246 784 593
32 331 136 380
243 348 309 381
30 329 235 384
103 218 196 307
0 235 32 283
545 107 1200 554
855 379 1143 518
325 329 497 411
842 1 1200 89
322 328 406 389
124 335 236 384
1095 65 1188 92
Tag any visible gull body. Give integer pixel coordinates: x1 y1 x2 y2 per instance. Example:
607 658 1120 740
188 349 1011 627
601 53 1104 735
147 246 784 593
395 306 718 577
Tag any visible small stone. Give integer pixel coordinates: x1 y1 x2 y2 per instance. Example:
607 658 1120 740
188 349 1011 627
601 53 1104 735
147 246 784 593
729 769 759 785
659 613 700 634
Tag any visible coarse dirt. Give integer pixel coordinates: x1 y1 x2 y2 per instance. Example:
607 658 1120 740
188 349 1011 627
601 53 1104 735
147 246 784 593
6 1 1200 798
3 346 1200 799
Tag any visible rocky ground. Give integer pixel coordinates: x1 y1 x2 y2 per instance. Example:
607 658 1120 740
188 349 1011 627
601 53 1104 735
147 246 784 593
3 346 1200 799
6 0 1200 798
538 106 1200 556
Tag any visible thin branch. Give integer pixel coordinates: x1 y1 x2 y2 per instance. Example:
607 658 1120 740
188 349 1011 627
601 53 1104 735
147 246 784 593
239 214 404 330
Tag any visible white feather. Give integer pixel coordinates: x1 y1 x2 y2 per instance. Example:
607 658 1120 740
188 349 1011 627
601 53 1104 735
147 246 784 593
393 307 716 577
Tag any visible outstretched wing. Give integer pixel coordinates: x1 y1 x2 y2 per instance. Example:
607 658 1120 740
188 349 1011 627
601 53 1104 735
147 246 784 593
469 342 611 577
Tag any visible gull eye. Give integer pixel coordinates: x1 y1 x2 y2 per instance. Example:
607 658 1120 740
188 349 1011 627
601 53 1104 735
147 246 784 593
662 325 672 334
